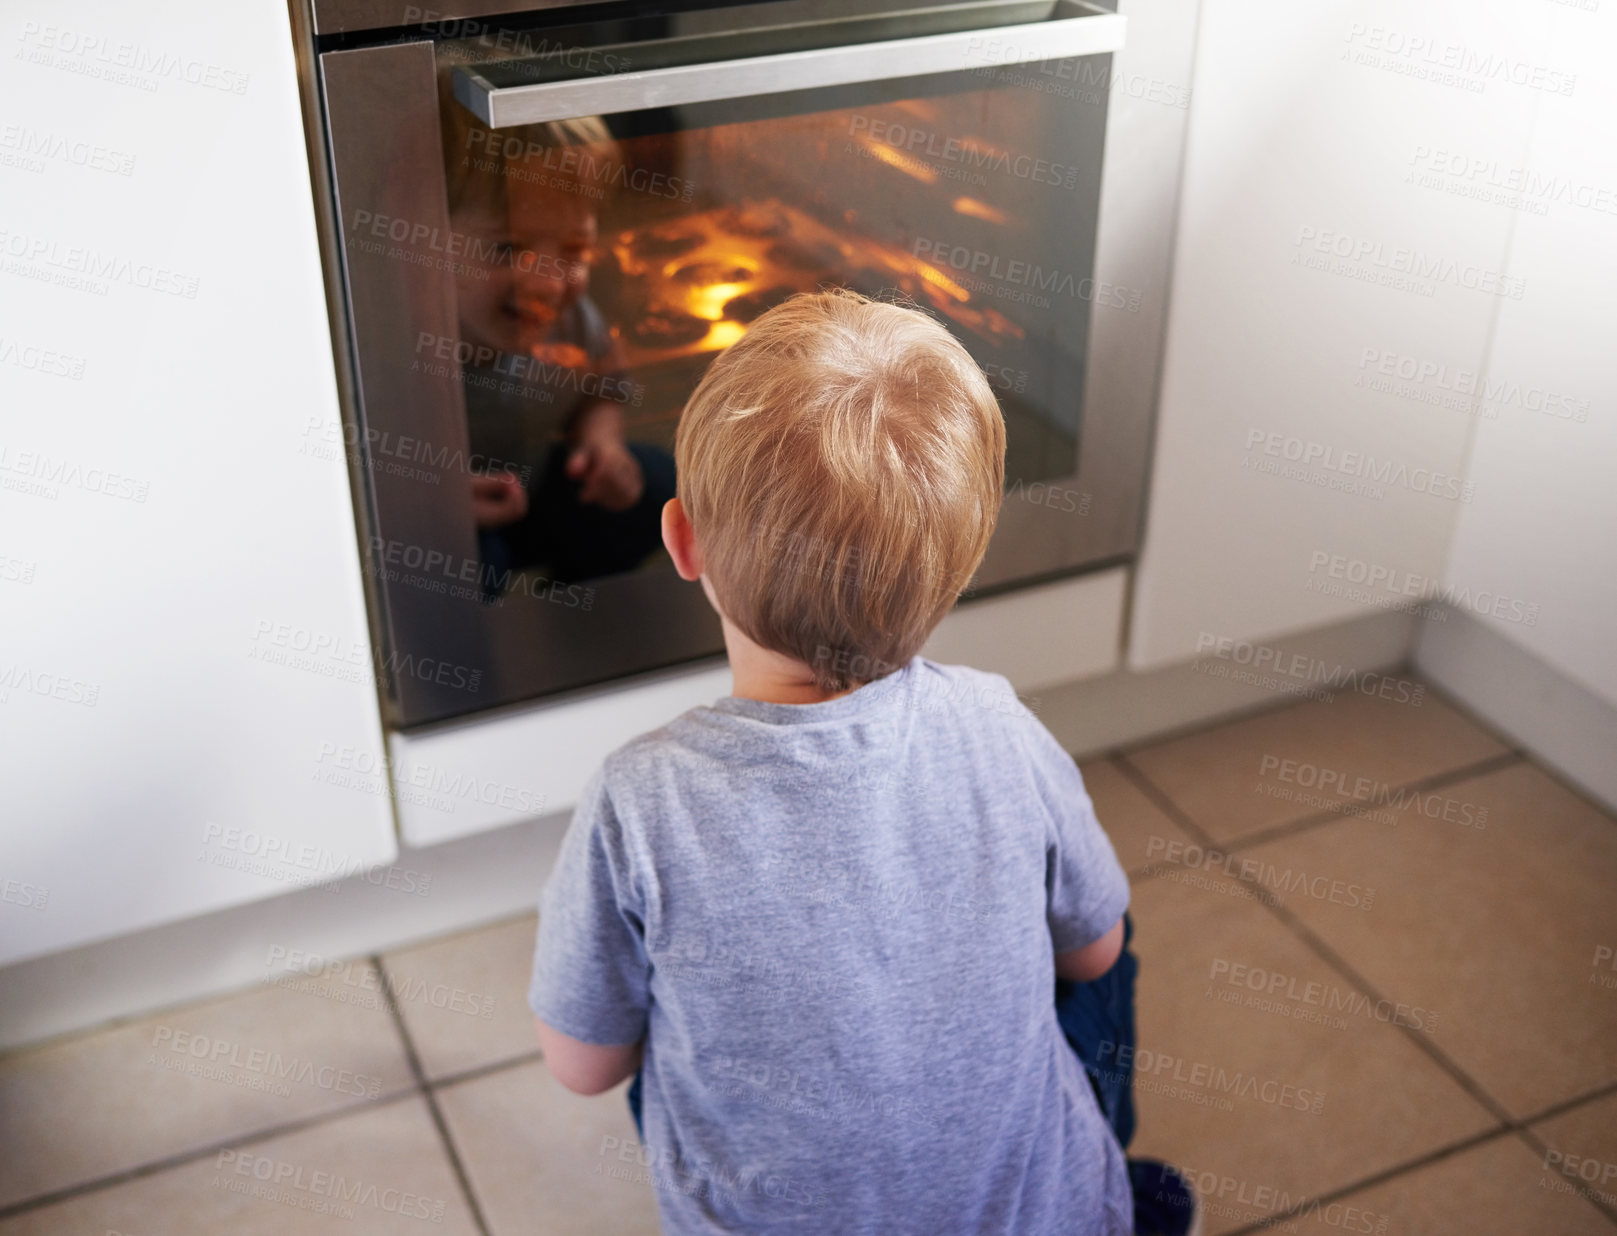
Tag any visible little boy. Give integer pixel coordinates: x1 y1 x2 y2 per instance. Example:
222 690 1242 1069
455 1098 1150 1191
529 290 1197 1234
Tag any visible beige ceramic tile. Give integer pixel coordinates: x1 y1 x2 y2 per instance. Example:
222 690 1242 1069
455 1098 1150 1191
0 962 414 1211
1123 687 1510 843
1530 1091 1617 1218
436 1059 660 1236
1240 762 1617 1118
0 1094 480 1236
1079 757 1198 875
1319 1132 1612 1235
1124 869 1497 1235
380 914 540 1081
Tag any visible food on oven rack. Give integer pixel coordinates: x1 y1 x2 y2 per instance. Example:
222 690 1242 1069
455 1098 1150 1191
721 285 799 323
625 309 711 349
765 238 845 271
606 197 1025 364
721 201 792 238
670 259 757 287
632 227 706 260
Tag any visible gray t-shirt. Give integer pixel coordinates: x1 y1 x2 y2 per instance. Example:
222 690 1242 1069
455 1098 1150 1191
529 656 1132 1235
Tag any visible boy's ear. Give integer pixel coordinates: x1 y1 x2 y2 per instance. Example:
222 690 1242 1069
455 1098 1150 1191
661 498 704 582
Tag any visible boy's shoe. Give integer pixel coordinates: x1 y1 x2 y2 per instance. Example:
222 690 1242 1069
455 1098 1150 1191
1129 1159 1202 1236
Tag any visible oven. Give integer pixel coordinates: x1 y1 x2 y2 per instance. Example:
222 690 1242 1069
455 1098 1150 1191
295 0 1193 729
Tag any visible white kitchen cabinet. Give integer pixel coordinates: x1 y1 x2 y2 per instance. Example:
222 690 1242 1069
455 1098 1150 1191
1405 2 1617 811
0 0 396 966
1127 0 1551 668
1435 4 1617 711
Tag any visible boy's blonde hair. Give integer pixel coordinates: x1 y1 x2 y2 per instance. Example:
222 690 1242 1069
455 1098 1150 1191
677 289 1005 692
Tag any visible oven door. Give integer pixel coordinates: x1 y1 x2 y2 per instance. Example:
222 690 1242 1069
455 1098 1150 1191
317 0 1134 728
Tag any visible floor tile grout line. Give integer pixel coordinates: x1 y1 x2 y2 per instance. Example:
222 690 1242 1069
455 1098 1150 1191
1202 750 1526 855
1507 1125 1617 1229
1109 750 1522 1129
374 953 494 1236
1506 1121 1617 1228
1410 673 1549 771
1506 1077 1617 1228
0 916 550 1066
428 1047 547 1093
1219 1121 1521 1235
1095 658 1470 764
1 1011 1607 1226
0 1087 423 1222
1514 1077 1617 1127
1220 1080 1617 1235
5 1053 1610 1230
1099 681 1371 762
1251 892 1518 1126
0 1036 558 1223
1109 751 1218 849
1106 744 1524 858
1108 727 1615 1147
1386 675 1617 833
1226 1122 1534 1235
1093 647 1511 771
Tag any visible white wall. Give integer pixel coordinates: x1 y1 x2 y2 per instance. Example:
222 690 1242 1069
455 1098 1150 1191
1128 0 1552 668
1435 2 1617 710
0 0 396 965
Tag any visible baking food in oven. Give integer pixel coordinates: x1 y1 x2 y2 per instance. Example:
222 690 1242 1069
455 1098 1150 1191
721 285 799 323
721 201 791 238
630 226 706 260
625 309 711 348
670 259 757 286
764 238 845 272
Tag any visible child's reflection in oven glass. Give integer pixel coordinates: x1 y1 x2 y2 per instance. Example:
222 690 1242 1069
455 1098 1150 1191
446 114 675 591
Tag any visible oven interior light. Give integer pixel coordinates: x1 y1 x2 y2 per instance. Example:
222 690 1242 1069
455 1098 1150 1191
952 197 1008 224
892 99 938 120
700 320 748 351
915 263 971 304
687 280 755 322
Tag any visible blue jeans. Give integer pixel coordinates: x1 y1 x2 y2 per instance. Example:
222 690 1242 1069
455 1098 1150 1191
627 914 1138 1150
1054 912 1138 1151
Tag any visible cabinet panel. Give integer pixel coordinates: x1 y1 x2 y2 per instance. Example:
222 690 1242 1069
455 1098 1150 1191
0 0 396 965
1439 5 1617 709
1129 0 1547 668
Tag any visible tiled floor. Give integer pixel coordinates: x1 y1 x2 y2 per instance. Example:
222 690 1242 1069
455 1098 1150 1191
3 680 1615 1235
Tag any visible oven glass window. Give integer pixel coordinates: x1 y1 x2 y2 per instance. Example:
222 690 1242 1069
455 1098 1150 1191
433 38 1107 598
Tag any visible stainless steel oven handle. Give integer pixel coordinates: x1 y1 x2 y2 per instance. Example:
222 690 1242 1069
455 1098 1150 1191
453 2 1125 128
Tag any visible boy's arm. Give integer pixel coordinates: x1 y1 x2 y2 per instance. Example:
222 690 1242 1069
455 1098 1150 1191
530 770 653 1095
535 1018 643 1096
565 399 644 511
1054 916 1125 982
1012 701 1131 979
